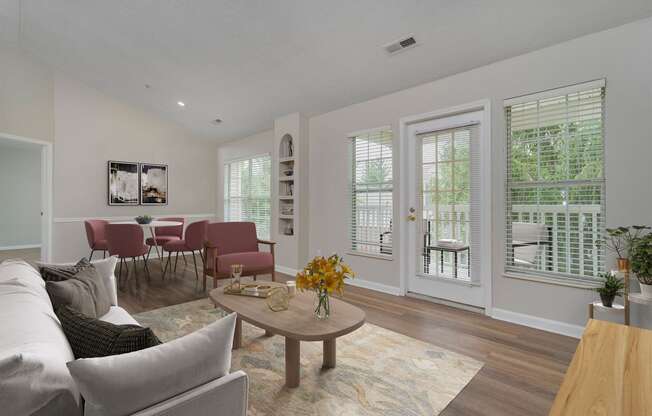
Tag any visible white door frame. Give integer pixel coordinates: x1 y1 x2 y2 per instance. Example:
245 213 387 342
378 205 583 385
398 100 492 315
0 132 53 262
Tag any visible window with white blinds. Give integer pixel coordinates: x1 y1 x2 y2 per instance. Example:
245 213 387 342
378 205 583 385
224 154 271 239
349 127 393 256
505 80 605 281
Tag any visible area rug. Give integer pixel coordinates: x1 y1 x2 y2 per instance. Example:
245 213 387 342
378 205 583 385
134 299 483 416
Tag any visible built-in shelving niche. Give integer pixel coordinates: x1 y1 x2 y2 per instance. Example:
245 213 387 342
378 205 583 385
279 134 295 236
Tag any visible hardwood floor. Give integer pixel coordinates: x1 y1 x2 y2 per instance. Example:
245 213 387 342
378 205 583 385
0 247 40 263
118 257 578 416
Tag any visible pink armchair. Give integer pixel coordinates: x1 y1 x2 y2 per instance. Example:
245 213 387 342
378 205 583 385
203 222 275 291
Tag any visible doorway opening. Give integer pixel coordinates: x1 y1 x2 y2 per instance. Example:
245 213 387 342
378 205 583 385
0 133 52 263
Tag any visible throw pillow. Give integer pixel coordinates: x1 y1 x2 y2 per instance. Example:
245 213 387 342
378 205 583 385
46 266 112 318
38 257 119 306
56 306 161 359
67 313 237 416
39 258 92 282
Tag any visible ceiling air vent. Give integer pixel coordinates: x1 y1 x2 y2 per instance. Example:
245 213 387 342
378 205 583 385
384 35 417 55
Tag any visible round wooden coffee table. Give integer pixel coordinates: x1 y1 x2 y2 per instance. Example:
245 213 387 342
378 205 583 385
209 286 365 388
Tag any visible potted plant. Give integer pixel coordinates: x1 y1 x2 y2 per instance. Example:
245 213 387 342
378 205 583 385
604 225 650 271
595 271 625 307
631 233 652 298
295 254 354 320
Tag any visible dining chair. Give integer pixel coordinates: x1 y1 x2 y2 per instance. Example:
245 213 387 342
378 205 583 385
146 217 185 259
162 220 209 281
84 219 109 261
202 222 275 291
105 223 151 288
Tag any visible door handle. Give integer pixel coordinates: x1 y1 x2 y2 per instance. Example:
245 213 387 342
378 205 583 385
407 207 416 222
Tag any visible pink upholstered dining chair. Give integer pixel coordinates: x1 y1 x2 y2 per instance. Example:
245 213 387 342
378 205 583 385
202 222 275 291
105 223 150 288
162 220 208 281
84 219 109 261
146 217 185 259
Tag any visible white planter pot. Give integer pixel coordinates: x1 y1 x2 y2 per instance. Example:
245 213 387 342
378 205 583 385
639 282 652 299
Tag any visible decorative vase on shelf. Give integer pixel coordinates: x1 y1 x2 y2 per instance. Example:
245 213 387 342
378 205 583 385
314 288 330 320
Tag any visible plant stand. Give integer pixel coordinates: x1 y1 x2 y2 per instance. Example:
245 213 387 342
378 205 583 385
588 269 630 325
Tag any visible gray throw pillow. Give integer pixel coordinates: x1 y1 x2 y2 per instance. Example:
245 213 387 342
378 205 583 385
46 266 112 318
39 258 92 282
67 313 237 416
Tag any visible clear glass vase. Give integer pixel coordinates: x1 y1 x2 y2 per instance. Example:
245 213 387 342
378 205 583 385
314 287 330 320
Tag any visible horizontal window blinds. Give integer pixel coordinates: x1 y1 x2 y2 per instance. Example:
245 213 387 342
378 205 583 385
224 155 271 239
350 127 393 255
505 82 605 281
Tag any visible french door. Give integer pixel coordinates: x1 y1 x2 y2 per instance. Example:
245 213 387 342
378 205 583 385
404 110 487 308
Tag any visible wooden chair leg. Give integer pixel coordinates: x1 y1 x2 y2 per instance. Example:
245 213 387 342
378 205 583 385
253 275 257 281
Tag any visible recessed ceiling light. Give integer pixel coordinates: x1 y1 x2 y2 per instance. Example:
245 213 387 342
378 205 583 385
177 101 186 107
211 118 223 125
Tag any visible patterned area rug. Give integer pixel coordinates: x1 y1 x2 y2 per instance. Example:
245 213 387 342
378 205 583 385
134 299 483 416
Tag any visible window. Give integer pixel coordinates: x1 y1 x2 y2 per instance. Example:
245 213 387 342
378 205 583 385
349 127 393 256
224 154 271 239
505 80 605 281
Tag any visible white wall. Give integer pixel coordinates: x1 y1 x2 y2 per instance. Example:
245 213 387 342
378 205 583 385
0 142 41 248
308 18 652 329
52 75 217 261
0 47 54 142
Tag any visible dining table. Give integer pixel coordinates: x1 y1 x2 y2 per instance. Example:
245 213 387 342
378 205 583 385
111 220 183 261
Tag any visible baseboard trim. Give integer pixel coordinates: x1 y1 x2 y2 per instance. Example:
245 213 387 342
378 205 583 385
275 265 299 276
0 244 41 251
346 278 402 296
490 308 584 339
53 213 216 223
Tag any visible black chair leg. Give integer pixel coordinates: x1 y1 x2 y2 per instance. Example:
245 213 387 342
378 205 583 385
182 253 188 265
146 245 152 261
142 255 151 281
103 250 107 259
89 249 94 261
122 258 130 288
174 252 179 273
117 257 124 289
132 257 140 288
162 252 171 280
191 250 199 281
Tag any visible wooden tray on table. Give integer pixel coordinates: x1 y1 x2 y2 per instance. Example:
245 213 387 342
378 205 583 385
223 282 287 299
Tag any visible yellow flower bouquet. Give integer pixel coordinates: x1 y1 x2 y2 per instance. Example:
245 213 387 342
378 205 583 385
295 254 354 319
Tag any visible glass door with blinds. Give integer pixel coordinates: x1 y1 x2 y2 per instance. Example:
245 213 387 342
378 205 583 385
224 154 272 239
405 110 486 308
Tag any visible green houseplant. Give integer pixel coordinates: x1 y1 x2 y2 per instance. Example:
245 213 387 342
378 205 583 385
604 225 650 271
630 233 652 298
595 271 625 307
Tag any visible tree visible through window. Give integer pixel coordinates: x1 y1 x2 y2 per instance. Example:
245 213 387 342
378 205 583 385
505 82 605 280
224 155 271 239
350 128 393 255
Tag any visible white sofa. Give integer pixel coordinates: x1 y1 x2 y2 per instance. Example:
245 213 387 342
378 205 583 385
0 259 248 416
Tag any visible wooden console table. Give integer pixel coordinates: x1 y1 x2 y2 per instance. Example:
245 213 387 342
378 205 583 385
549 319 652 415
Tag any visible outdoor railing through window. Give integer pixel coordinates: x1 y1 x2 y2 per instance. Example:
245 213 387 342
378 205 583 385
354 203 603 275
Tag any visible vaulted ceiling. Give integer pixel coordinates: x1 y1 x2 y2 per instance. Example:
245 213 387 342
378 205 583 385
2 0 651 141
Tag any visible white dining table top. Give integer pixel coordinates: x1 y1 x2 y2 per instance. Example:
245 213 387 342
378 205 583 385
111 220 182 227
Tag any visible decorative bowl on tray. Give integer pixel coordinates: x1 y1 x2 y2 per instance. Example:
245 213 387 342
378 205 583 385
134 215 153 224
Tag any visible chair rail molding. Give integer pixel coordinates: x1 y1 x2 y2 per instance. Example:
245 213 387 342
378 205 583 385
53 213 216 223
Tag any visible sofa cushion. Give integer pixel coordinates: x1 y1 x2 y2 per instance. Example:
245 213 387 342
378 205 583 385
0 260 82 416
68 313 237 416
56 306 161 359
46 266 112 318
217 252 273 274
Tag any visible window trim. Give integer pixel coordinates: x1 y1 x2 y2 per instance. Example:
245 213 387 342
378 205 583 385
348 126 394 257
223 153 272 239
503 80 606 283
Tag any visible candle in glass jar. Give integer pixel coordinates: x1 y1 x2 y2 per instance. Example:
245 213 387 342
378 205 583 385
286 280 296 297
